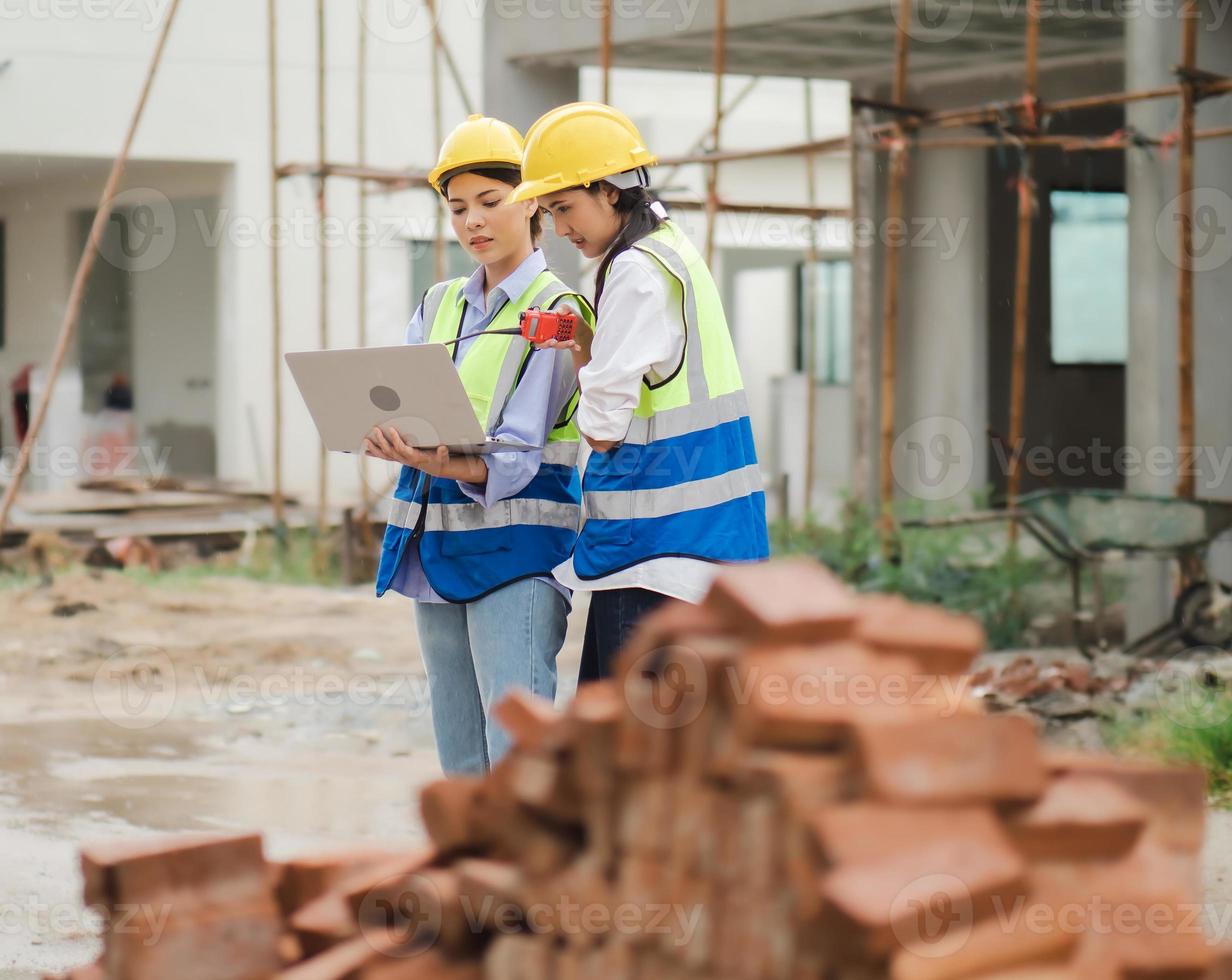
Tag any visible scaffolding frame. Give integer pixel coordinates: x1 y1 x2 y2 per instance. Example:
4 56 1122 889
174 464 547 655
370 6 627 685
1 1 1229 546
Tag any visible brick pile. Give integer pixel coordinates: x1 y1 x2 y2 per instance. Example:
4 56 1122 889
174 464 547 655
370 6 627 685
51 559 1228 979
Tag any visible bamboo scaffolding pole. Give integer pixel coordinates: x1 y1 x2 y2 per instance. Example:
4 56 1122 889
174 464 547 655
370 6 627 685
649 78 1232 170
427 0 445 283
660 198 848 219
0 0 184 540
866 126 1232 151
280 115 1232 193
601 0 613 104
276 162 431 185
1005 0 1042 541
867 77 1232 139
267 0 285 530
877 0 913 539
660 132 849 169
315 0 330 538
355 0 374 540
704 0 726 266
1176 0 1198 500
802 78 819 515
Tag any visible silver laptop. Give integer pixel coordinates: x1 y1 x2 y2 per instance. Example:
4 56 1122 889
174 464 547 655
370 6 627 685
286 344 537 455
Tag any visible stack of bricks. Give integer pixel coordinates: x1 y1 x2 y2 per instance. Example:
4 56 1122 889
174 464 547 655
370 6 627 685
51 559 1228 979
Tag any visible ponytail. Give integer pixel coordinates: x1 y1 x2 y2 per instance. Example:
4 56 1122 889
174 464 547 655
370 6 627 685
588 185 666 307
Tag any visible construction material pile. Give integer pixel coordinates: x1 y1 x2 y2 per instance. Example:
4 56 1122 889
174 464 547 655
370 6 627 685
52 559 1226 979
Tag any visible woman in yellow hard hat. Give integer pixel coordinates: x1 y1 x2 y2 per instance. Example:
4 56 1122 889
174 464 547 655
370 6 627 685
507 102 770 683
364 114 594 774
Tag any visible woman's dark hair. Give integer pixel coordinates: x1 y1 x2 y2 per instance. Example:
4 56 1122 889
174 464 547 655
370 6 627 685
586 184 665 306
443 167 542 241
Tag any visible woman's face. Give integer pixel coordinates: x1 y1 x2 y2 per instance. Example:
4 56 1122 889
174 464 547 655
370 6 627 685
446 172 537 265
540 186 623 259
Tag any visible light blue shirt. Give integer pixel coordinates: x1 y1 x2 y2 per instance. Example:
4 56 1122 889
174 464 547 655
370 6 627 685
388 248 579 605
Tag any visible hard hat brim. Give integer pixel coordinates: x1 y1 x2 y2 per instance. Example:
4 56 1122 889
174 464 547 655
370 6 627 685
505 176 569 205
429 159 522 194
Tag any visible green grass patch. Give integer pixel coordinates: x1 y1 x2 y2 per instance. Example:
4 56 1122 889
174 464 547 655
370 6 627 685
772 495 1064 649
122 528 352 590
1104 696 1232 806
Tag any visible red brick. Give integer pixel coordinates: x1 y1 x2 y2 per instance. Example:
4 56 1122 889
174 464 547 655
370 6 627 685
821 831 1027 956
1004 773 1148 862
101 903 283 980
1045 751 1207 854
276 847 408 918
420 778 485 854
80 832 269 910
484 933 554 980
856 713 1047 804
509 751 583 824
855 593 985 676
730 644 937 749
811 803 1008 867
888 891 1078 979
352 866 481 958
290 890 359 958
705 559 862 645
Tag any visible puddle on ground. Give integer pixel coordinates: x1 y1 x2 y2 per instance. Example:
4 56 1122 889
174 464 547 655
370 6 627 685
0 714 433 840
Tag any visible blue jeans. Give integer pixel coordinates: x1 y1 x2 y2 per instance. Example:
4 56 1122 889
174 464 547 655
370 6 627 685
579 587 672 684
414 577 567 775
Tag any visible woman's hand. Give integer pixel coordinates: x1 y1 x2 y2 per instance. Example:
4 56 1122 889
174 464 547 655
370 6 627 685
363 426 488 484
364 426 450 475
585 435 619 454
533 318 593 369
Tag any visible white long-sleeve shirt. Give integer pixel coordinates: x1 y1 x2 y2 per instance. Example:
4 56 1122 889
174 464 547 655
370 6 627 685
552 247 722 604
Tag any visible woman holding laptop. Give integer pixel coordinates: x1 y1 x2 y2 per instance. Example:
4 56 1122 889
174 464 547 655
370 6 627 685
508 102 770 683
364 115 593 776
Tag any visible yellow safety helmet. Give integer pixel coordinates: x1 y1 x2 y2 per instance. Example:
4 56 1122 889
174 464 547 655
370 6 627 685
428 114 525 194
505 102 658 204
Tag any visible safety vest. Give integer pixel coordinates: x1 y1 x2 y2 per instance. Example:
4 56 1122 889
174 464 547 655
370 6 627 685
375 271 592 603
572 220 769 578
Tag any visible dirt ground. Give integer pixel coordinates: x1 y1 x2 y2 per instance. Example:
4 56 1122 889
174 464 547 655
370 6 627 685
0 569 585 979
0 570 1229 977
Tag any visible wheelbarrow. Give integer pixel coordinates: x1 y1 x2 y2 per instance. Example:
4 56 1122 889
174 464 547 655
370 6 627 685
903 489 1232 656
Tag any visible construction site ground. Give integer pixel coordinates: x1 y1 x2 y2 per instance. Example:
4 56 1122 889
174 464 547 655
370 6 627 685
0 570 1229 979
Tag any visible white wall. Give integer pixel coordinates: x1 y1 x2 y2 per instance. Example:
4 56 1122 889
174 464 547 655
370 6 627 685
0 7 853 505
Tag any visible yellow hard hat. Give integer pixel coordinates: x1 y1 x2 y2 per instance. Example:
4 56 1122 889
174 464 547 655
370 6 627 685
428 114 524 194
505 102 658 204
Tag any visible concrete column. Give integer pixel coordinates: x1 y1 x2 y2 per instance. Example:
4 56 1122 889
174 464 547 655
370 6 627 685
482 8 580 280
894 146 988 510
1125 9 1232 638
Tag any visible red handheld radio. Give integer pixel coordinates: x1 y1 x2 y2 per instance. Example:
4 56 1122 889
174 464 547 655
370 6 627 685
518 307 577 344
